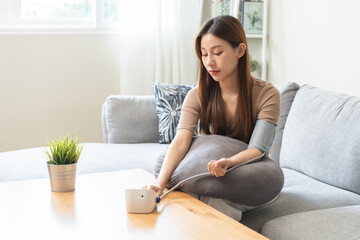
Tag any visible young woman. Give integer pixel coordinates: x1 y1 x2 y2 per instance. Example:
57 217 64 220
145 15 280 220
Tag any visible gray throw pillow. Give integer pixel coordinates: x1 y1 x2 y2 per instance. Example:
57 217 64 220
154 135 284 206
152 82 195 144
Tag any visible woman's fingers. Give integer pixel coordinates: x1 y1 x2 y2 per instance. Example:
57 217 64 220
208 160 216 175
142 184 163 196
208 159 228 177
214 162 223 177
212 162 218 177
208 160 221 177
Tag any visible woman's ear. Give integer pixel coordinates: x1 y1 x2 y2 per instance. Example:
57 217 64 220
237 43 246 59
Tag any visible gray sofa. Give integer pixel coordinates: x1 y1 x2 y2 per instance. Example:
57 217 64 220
99 81 360 240
1 82 360 240
242 83 360 239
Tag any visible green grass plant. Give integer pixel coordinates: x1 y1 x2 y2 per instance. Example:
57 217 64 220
45 135 83 165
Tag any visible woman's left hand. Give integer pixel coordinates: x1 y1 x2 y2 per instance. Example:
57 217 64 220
207 158 231 177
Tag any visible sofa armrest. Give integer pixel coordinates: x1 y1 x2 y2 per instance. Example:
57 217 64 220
102 95 159 143
269 82 300 164
102 102 109 143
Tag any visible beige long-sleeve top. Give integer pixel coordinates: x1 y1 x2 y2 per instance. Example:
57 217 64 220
177 78 280 136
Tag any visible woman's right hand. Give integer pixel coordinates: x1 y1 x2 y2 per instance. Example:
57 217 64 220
142 130 193 197
143 183 165 197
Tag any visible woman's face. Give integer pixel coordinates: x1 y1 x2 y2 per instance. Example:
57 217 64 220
200 33 245 83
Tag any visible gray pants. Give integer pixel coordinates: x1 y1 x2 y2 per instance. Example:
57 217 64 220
199 195 278 221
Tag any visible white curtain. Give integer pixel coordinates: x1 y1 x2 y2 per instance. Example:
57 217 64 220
118 0 204 95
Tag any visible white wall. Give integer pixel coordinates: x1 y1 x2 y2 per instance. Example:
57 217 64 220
268 0 360 97
2 0 360 152
0 34 120 152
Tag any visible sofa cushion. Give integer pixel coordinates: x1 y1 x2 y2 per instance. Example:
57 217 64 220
0 143 168 182
270 82 300 164
102 95 159 143
153 135 284 206
241 168 360 232
261 205 360 240
280 84 360 194
152 82 195 144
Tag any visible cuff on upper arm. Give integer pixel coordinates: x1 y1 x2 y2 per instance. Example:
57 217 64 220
248 119 276 153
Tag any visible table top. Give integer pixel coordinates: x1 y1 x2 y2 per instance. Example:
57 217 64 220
0 169 268 240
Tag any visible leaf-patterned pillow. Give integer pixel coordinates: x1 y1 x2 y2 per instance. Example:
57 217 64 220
152 82 195 144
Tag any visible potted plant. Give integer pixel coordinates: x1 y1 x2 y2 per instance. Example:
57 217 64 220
45 135 83 192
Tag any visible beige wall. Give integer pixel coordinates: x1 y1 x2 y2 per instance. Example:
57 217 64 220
268 0 360 97
0 34 120 152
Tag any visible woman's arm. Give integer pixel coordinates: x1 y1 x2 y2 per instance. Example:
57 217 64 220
147 88 200 195
208 119 276 177
144 129 193 196
208 148 262 177
228 148 263 167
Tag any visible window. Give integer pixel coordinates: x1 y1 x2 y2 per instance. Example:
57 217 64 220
21 0 92 20
101 0 118 23
0 0 119 31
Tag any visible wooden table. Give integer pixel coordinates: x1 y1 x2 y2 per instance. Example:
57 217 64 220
0 169 268 240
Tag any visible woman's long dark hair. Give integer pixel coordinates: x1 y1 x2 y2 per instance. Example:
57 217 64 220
195 15 253 143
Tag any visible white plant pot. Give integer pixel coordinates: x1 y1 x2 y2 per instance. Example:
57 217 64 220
47 163 77 192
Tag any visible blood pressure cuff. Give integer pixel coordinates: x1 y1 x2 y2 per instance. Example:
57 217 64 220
153 134 284 206
248 119 276 153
